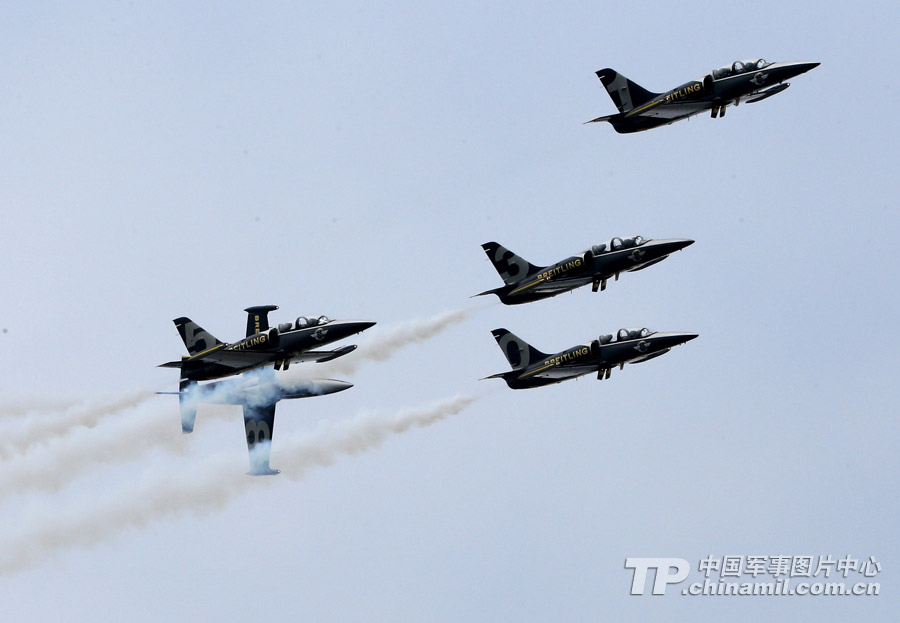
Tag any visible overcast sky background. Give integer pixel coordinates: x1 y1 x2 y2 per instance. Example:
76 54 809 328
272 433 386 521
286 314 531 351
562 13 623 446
1 2 897 621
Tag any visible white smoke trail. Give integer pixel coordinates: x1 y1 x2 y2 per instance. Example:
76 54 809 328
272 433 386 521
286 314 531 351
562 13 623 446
0 400 192 497
356 308 471 361
276 392 479 477
0 305 472 454
0 393 480 576
0 390 155 460
0 390 155 421
0 397 82 419
298 307 473 378
0 373 368 498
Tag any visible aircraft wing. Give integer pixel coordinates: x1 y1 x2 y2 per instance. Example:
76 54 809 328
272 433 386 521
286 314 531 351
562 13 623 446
293 344 358 363
644 101 710 120
523 363 598 381
158 348 273 371
197 349 272 366
243 402 279 475
157 350 268 371
509 276 593 296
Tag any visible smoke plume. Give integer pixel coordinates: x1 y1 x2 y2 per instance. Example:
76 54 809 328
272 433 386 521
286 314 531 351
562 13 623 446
0 390 154 460
0 400 190 497
303 307 472 377
0 393 480 576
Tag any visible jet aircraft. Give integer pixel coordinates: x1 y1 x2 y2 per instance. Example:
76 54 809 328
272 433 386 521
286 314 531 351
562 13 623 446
159 305 375 381
159 305 375 474
587 58 819 133
485 327 697 389
476 236 693 305
161 369 353 475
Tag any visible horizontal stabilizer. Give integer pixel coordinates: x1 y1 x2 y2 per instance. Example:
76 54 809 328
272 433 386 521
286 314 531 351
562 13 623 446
472 287 502 298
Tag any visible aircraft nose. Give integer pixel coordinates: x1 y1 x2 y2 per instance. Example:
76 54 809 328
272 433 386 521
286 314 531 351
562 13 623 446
781 61 820 77
648 332 699 349
656 332 699 345
311 379 354 395
277 378 354 398
652 238 694 254
341 320 377 334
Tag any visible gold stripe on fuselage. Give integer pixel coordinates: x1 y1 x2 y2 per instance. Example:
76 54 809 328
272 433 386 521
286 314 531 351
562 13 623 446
625 99 663 117
509 278 545 295
521 362 553 377
184 342 227 361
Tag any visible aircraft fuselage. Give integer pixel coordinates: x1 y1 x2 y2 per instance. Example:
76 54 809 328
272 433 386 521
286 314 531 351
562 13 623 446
486 238 693 305
591 60 819 133
176 319 375 382
496 331 698 390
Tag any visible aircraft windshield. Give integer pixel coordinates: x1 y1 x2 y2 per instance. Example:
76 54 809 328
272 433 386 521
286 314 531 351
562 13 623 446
712 59 771 79
294 315 332 329
591 235 647 255
616 327 654 341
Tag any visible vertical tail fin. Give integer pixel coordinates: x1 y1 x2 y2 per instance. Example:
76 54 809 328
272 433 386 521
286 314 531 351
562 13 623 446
595 68 659 113
173 317 223 355
244 305 279 337
481 242 541 285
179 378 198 433
244 404 280 476
490 328 548 370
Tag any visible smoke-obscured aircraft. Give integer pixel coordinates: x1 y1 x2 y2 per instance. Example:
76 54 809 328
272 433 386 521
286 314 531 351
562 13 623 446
476 236 693 305
161 370 353 475
485 327 697 389
587 59 819 133
159 305 374 474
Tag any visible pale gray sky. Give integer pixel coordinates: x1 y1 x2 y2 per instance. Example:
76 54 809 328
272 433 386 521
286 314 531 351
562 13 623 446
1 2 897 621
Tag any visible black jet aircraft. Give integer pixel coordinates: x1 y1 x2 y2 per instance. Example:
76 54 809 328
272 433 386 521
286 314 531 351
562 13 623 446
159 305 375 380
159 305 374 475
587 58 819 133
485 327 697 389
476 236 693 305
161 369 353 475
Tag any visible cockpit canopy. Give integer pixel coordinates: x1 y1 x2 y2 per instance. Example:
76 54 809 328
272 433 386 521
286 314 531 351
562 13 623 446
292 315 332 330
711 59 771 80
590 235 647 256
616 327 654 341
